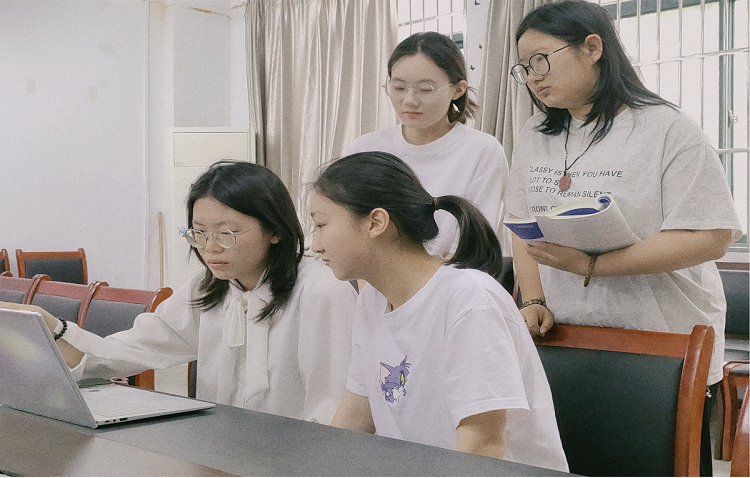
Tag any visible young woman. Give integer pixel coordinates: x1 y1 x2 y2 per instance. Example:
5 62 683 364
10 161 357 424
504 1 741 473
309 151 568 471
347 31 507 257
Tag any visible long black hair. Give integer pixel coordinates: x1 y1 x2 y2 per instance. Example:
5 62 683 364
516 0 671 143
312 152 504 279
389 31 478 124
187 160 304 321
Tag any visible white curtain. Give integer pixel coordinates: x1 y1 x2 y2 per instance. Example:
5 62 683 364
245 0 397 233
475 0 557 255
476 0 557 163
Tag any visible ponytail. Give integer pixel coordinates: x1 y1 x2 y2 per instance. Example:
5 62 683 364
313 152 503 279
434 196 504 279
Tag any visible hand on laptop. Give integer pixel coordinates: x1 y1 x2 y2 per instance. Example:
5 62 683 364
0 301 84 369
0 302 58 330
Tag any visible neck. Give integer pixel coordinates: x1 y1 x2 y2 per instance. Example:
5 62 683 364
364 245 443 311
401 117 455 145
569 102 628 122
236 265 267 292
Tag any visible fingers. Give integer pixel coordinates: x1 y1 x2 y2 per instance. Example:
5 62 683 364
520 304 555 337
538 309 555 337
520 306 543 336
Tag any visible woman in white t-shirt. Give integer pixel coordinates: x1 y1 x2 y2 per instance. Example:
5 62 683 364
7 161 357 424
504 2 741 474
348 31 507 257
308 151 567 471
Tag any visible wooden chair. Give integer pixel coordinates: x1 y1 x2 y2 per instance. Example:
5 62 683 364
26 276 104 325
0 274 46 304
718 264 750 460
79 284 173 390
731 387 749 477
16 248 88 284
0 249 9 274
534 323 713 477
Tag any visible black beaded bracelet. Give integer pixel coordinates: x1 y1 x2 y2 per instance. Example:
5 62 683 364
519 298 547 310
53 319 67 341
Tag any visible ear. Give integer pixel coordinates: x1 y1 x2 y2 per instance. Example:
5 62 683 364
366 208 391 239
582 34 603 64
452 80 468 101
270 235 280 244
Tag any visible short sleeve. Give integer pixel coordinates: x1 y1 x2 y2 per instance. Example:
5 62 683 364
296 260 358 424
443 305 529 428
345 321 369 399
504 119 539 218
660 121 742 241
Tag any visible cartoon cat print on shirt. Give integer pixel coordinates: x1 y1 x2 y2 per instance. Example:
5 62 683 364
380 357 410 403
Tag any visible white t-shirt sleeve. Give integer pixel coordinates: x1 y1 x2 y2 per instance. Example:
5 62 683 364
465 139 509 232
503 117 539 218
296 261 357 424
443 304 529 429
659 120 742 240
344 295 369 398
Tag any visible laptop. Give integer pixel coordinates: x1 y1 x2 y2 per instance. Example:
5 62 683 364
0 307 215 428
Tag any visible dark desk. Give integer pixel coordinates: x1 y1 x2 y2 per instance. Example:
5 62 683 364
0 404 570 476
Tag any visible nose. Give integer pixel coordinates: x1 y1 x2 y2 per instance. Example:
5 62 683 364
402 87 420 106
527 67 544 83
311 231 323 254
203 234 224 253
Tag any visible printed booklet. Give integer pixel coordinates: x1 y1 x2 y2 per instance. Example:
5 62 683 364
503 195 640 253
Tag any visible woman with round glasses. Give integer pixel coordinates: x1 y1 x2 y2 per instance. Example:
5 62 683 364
503 2 740 474
347 31 507 258
15 160 357 424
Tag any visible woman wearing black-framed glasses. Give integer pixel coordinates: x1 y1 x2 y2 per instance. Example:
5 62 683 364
503 2 741 475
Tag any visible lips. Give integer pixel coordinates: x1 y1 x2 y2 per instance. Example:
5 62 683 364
535 86 550 97
402 111 422 119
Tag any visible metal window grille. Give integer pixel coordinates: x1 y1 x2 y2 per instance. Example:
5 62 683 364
395 0 466 49
595 0 749 245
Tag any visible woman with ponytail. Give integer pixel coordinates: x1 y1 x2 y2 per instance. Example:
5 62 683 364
10 160 357 425
310 152 567 471
347 31 507 258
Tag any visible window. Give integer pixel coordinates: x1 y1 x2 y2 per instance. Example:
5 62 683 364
597 0 749 247
395 0 465 48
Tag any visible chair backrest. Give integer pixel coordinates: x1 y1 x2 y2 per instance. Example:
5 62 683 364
79 284 173 337
534 323 713 477
29 277 103 324
730 387 749 477
719 268 750 337
16 248 88 284
0 249 9 274
0 274 46 304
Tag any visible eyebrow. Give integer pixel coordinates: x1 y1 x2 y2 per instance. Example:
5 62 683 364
191 220 231 228
389 76 438 84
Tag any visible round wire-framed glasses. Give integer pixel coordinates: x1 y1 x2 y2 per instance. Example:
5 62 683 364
180 224 261 249
382 79 455 100
510 45 571 84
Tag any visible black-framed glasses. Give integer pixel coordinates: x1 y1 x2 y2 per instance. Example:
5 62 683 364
510 45 572 84
382 79 455 100
180 224 261 249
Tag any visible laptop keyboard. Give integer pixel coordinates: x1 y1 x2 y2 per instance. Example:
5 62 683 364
82 388 167 419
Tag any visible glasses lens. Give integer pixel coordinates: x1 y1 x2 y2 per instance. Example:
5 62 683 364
214 232 236 249
184 229 205 248
511 65 528 84
529 54 551 76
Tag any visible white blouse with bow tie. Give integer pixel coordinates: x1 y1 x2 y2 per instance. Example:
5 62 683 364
65 256 357 424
